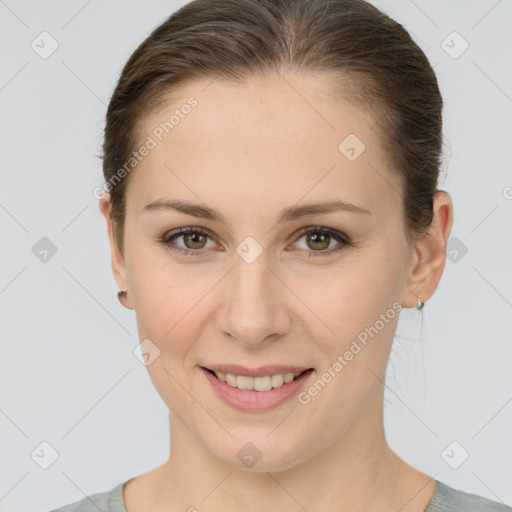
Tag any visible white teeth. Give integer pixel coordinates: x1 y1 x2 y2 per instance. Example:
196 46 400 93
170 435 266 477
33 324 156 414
213 370 305 391
271 374 283 388
284 373 295 383
236 375 253 390
254 376 272 392
226 373 236 387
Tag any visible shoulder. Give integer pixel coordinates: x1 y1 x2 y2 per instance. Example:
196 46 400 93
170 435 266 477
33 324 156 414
48 481 128 512
426 480 512 512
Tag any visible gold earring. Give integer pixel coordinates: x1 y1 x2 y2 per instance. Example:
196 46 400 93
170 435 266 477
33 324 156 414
416 294 425 310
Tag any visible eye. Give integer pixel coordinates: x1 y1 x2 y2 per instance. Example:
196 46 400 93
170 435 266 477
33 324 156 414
159 227 218 256
290 226 352 257
158 226 352 257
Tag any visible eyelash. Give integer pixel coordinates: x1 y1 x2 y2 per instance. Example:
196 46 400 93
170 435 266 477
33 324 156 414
158 226 353 258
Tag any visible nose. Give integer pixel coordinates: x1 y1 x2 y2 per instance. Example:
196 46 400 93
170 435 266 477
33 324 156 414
215 254 292 348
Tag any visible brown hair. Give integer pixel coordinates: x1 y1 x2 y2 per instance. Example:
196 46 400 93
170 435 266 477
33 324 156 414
101 0 444 254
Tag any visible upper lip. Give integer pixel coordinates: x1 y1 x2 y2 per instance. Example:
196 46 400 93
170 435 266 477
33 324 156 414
202 364 313 378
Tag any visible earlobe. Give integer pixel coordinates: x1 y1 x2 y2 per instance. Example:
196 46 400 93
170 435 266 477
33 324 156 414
402 191 454 309
99 194 133 309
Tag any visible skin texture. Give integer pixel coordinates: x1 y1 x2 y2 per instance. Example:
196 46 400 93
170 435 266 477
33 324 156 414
99 71 453 512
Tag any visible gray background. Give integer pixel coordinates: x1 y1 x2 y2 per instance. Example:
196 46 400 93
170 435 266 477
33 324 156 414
1 1 511 511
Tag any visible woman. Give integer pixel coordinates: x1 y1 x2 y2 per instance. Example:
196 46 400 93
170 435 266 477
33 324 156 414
51 0 510 510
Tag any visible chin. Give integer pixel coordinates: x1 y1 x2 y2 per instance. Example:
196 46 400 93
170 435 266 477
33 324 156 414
205 430 309 473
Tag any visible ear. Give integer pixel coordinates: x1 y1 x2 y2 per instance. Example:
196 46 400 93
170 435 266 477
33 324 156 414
401 191 454 308
99 193 134 309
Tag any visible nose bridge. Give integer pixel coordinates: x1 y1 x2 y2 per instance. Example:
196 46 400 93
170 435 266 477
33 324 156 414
234 252 273 304
217 250 289 345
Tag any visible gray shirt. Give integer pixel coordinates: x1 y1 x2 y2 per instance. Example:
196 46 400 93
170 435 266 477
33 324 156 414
49 478 512 511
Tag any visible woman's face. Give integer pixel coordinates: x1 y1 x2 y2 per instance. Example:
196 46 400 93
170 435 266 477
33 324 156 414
103 71 427 471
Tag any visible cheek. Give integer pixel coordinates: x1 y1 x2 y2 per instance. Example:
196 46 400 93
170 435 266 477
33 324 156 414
127 242 211 337
297 266 401 432
296 256 397 332
298 250 404 373
128 257 209 413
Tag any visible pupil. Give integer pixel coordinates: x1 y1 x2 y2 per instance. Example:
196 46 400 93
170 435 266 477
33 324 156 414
309 233 329 250
186 232 205 249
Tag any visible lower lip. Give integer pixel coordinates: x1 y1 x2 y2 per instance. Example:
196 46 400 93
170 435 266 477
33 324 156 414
201 367 314 412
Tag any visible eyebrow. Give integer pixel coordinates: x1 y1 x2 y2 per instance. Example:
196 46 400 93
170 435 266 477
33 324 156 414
142 198 371 226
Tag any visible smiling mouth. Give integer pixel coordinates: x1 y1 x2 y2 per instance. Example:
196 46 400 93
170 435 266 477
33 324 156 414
203 367 314 392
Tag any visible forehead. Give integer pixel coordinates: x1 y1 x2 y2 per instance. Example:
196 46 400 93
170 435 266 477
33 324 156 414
140 71 375 147
128 71 400 221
